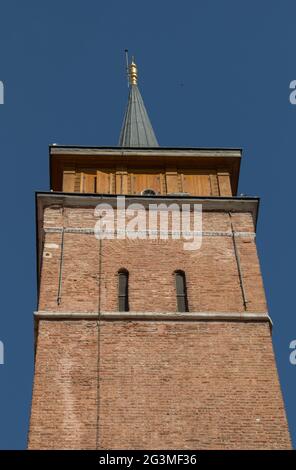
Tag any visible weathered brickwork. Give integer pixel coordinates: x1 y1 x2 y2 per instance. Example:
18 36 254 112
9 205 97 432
28 320 291 449
28 203 291 449
29 320 98 449
38 207 266 314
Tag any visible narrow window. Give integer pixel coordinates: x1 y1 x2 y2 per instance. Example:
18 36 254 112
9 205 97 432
174 270 188 312
118 269 129 312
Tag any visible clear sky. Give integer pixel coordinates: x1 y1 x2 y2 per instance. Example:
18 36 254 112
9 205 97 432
0 0 295 449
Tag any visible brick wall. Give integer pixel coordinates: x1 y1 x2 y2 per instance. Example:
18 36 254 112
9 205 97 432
38 207 267 314
28 204 291 449
28 320 291 449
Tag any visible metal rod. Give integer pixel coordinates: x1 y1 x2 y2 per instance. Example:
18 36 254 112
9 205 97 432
96 202 103 450
56 227 65 305
229 212 248 310
125 49 129 87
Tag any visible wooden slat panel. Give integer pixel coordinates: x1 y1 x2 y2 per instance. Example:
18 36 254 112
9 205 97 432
181 171 211 196
81 171 96 193
122 170 128 194
160 172 166 195
165 167 179 193
51 150 241 193
177 172 183 192
200 174 211 195
74 172 82 192
110 172 116 194
63 171 75 192
209 174 219 196
97 170 111 194
115 167 128 194
127 173 131 194
116 172 122 194
217 171 232 196
131 171 162 195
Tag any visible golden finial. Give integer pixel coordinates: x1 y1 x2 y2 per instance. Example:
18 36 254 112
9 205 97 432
129 60 138 85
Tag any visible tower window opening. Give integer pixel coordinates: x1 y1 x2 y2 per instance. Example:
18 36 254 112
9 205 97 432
118 269 129 312
141 188 156 196
174 270 188 312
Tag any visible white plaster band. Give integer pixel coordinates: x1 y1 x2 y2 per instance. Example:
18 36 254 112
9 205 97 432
43 227 256 238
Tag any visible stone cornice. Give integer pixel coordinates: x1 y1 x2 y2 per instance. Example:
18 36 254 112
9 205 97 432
43 226 256 238
34 310 271 325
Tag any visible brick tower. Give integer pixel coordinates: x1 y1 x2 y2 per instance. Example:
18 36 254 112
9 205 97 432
28 60 291 449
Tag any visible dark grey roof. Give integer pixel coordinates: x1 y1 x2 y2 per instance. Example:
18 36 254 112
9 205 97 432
118 84 159 147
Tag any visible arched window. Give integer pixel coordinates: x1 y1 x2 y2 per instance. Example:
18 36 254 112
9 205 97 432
141 188 157 196
118 269 129 312
174 270 188 312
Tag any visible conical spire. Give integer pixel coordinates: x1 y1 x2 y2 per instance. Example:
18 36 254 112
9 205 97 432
119 60 159 147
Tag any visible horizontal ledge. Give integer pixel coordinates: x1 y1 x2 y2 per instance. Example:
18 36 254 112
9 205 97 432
34 311 271 324
50 146 242 158
36 193 259 227
43 227 256 238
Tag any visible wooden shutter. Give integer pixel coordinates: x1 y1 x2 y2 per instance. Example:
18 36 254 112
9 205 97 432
63 171 75 192
181 171 211 196
217 171 232 196
165 167 179 193
81 171 96 193
96 170 112 194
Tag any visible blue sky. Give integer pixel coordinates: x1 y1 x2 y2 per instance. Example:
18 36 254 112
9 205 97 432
0 0 295 449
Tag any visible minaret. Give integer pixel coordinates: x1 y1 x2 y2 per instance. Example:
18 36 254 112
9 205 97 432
28 57 291 450
119 59 159 147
